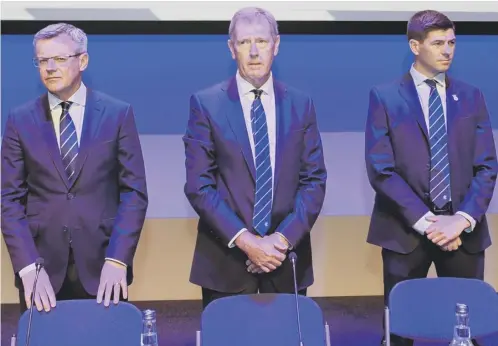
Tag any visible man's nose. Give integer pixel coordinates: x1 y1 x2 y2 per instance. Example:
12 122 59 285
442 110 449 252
45 59 58 71
249 42 259 57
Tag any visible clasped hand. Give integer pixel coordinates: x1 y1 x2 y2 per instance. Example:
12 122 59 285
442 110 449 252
236 233 289 274
424 214 470 251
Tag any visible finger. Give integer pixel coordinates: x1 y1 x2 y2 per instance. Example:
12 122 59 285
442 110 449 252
113 283 121 305
436 237 451 247
258 264 271 273
272 251 286 262
431 234 447 244
38 288 51 312
247 264 257 272
247 264 262 273
34 291 43 312
96 281 105 304
121 281 128 300
268 257 283 268
262 262 277 271
45 283 57 308
457 238 462 246
24 289 33 309
425 215 440 223
274 241 288 251
426 231 442 240
104 283 113 307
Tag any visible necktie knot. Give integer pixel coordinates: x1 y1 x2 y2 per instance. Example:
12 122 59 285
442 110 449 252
60 101 72 113
425 79 438 89
251 89 263 100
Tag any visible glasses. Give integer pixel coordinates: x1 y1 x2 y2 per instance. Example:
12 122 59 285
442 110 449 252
33 53 85 68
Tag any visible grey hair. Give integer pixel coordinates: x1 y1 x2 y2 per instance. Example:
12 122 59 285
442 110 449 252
229 7 279 41
33 23 88 53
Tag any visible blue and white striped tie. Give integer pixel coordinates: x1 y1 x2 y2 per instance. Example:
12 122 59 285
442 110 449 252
59 101 79 181
426 79 451 208
250 89 273 236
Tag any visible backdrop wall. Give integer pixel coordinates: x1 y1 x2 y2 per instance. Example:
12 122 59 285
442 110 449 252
2 34 498 303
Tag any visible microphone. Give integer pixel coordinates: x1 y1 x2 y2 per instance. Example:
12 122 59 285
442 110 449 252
25 257 44 346
289 252 304 346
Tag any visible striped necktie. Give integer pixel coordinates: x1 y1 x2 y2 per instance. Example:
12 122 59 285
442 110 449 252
250 89 273 236
59 101 79 181
426 79 451 208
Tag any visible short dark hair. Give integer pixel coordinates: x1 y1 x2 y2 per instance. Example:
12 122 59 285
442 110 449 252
407 10 455 42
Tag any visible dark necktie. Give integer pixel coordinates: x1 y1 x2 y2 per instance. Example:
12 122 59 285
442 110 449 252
59 101 79 180
250 89 273 236
426 79 451 207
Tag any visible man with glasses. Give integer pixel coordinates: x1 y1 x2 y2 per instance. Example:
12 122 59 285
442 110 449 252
1 23 148 313
184 7 327 309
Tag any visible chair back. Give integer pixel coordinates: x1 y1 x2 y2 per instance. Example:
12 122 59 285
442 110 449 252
201 293 327 346
15 299 143 346
389 278 498 340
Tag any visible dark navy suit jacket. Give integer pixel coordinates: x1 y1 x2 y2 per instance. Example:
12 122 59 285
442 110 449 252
183 76 327 293
1 88 148 295
365 73 497 254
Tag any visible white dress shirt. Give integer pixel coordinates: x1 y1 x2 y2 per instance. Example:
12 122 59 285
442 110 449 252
409 65 475 235
227 71 290 248
19 83 125 277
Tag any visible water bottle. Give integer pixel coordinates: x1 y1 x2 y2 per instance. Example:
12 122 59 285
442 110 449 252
449 303 474 346
141 309 159 346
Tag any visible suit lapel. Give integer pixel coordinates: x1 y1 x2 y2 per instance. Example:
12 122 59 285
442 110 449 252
445 76 458 139
69 89 104 189
273 79 289 191
35 95 70 189
399 73 429 142
224 77 256 181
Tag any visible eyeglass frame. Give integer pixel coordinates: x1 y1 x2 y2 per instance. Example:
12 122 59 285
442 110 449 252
33 52 86 68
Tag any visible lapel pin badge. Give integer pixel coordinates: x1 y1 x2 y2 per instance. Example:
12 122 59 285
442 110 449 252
452 94 458 101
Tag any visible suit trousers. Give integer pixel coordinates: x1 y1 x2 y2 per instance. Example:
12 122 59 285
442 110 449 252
381 203 485 346
202 275 307 310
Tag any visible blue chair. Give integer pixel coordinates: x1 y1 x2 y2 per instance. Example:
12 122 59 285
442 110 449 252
385 278 498 344
196 293 331 346
14 299 143 346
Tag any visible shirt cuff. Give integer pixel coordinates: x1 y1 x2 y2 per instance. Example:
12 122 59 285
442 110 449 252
18 263 36 278
455 211 476 233
228 228 248 248
412 211 436 235
105 258 127 267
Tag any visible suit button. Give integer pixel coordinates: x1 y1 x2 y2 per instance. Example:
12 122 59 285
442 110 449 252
67 193 74 200
424 192 430 198
63 226 68 232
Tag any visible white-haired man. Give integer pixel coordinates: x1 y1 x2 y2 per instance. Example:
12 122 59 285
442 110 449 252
1 23 148 313
184 7 327 308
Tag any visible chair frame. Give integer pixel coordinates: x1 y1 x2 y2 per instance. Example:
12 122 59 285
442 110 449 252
196 321 332 346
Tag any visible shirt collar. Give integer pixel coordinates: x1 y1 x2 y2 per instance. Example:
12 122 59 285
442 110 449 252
235 70 274 98
48 82 87 110
410 64 446 88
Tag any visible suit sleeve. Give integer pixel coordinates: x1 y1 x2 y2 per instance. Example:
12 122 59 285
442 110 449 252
105 105 148 265
274 97 327 247
457 89 498 222
183 94 246 246
1 112 40 272
365 87 430 226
